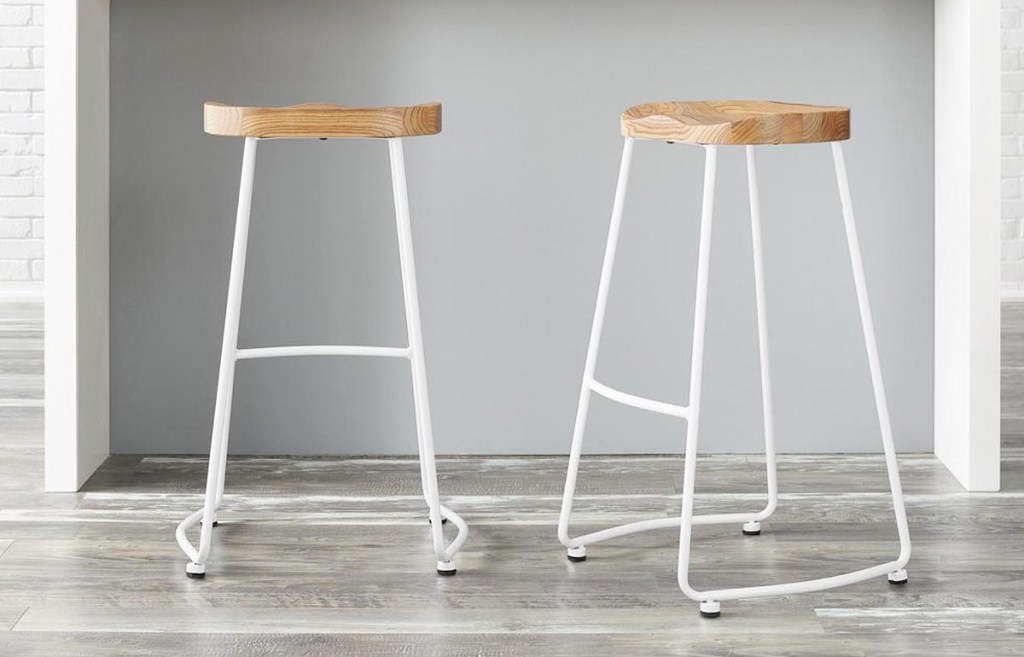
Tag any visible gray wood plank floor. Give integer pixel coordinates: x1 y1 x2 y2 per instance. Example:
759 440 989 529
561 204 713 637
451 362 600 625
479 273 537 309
2 300 1024 656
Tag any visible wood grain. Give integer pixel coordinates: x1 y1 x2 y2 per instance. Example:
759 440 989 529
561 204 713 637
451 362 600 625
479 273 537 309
203 102 442 139
621 100 850 145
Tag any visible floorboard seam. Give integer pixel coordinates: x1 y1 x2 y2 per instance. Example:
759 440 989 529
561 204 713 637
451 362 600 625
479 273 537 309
7 606 30 632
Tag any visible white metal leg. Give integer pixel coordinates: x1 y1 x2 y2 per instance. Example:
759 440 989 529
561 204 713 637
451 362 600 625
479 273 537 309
744 146 778 534
176 136 468 578
677 145 720 613
557 138 635 559
558 141 776 559
831 141 912 573
388 137 468 574
176 136 258 577
674 142 911 616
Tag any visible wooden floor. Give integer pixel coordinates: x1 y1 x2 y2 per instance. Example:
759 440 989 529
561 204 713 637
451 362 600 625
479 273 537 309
2 300 1024 656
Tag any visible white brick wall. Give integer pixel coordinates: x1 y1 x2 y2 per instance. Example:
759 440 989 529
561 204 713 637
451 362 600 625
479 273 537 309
0 0 42 288
1005 1 1024 294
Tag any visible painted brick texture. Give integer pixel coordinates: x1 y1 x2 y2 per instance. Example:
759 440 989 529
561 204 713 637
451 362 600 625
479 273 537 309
0 0 42 285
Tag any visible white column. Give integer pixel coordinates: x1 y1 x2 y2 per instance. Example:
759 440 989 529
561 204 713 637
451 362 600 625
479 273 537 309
44 0 110 491
934 0 1001 491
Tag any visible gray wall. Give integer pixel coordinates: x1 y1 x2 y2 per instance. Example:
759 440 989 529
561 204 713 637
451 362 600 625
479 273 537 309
110 0 934 455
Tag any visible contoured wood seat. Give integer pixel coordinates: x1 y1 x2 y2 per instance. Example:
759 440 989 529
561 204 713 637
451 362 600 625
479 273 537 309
621 100 850 145
203 101 442 139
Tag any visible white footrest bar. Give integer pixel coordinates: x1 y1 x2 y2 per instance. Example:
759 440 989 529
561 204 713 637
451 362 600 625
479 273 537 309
587 378 689 418
237 345 411 360
569 511 767 547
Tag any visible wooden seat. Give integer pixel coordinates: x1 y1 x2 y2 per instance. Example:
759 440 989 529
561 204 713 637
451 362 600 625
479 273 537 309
203 101 442 139
621 100 850 145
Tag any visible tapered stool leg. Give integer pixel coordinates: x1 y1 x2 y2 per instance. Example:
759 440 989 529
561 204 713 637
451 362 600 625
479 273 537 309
176 136 259 578
743 146 778 537
557 138 636 561
676 145 719 616
388 138 468 575
830 142 912 582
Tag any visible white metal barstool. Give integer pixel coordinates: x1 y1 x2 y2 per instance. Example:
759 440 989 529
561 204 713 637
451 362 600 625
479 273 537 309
557 100 911 617
175 101 468 578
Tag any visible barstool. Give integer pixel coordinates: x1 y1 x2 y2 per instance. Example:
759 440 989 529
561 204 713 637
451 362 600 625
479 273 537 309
557 100 911 617
175 101 468 578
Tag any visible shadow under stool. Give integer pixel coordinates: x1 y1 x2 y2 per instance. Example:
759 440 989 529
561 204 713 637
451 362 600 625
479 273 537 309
557 100 912 618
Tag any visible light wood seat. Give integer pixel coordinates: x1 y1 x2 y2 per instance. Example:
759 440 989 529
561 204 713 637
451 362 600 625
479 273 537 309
621 100 850 145
203 101 442 139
